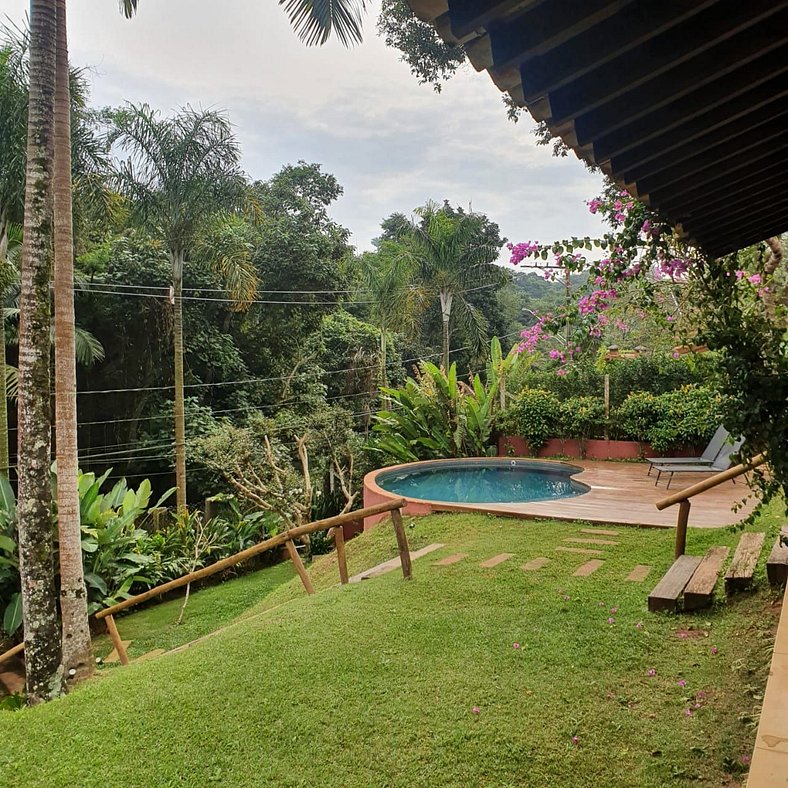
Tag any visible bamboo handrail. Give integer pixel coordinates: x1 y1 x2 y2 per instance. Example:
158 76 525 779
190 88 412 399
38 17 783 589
655 453 766 510
0 498 407 667
655 452 766 558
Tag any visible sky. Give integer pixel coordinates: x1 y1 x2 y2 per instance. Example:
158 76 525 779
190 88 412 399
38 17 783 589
0 0 607 254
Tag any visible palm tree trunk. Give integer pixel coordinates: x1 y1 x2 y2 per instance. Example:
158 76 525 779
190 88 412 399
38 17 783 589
53 0 92 680
17 0 64 704
0 213 9 478
439 289 453 371
171 249 187 511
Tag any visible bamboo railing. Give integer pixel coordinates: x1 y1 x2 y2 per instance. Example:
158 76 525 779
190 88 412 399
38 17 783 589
0 498 409 669
655 453 766 558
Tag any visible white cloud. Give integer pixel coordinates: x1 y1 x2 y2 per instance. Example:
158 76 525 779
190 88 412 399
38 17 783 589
0 0 607 251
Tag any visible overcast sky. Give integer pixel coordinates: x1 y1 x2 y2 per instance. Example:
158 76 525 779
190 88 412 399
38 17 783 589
1 0 607 254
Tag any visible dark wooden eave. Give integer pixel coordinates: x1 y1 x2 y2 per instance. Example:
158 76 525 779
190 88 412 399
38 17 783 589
406 0 788 258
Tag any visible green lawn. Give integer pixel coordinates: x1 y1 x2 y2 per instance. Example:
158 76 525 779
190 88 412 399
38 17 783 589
0 505 782 787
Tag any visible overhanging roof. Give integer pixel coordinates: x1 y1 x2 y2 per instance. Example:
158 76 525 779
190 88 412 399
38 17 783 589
406 0 788 258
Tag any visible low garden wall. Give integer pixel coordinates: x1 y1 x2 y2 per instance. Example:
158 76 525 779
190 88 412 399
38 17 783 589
497 436 700 460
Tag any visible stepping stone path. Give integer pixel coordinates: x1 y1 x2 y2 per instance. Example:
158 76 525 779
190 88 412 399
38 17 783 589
626 565 651 582
434 553 467 567
480 553 514 568
521 557 550 571
564 538 620 547
105 640 132 664
573 559 604 577
581 528 620 537
349 543 445 583
556 546 604 556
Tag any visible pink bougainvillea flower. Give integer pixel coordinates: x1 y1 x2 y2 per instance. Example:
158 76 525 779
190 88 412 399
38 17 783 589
571 735 580 746
513 643 521 650
735 270 746 280
684 708 693 717
598 601 605 607
741 754 751 765
747 273 762 285
635 622 643 629
647 669 656 677
710 646 719 655
471 706 481 714
672 352 680 359
587 198 603 214
610 606 618 614
607 617 615 625
696 691 706 700
694 702 702 709
563 594 571 600
677 679 687 687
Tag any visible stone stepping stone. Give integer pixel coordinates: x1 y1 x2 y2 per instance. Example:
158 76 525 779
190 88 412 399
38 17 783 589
581 528 621 537
556 546 604 556
133 648 165 664
626 564 651 582
573 559 604 577
434 553 468 567
521 557 550 571
105 640 132 664
480 553 514 568
564 537 619 547
349 543 446 583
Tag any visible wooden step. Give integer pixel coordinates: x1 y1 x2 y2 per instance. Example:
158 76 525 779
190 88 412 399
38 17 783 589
725 532 766 593
349 543 445 582
766 531 788 586
648 555 702 613
683 547 729 611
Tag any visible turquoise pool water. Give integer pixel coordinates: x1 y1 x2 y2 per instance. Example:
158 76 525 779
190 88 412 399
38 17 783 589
376 459 589 504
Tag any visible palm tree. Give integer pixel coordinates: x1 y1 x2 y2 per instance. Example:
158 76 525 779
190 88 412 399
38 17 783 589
358 245 424 391
110 104 253 510
52 0 92 680
401 202 505 370
16 0 64 704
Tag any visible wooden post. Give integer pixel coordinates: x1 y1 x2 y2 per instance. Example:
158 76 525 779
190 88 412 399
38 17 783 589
332 526 349 585
604 374 610 441
675 500 691 559
390 508 412 580
286 539 315 595
105 614 129 666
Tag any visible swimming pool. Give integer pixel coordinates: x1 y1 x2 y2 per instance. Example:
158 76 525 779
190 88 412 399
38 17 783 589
374 458 589 505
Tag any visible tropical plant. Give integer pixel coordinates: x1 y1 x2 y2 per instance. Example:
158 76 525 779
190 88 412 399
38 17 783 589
109 103 253 510
370 361 500 463
398 202 505 369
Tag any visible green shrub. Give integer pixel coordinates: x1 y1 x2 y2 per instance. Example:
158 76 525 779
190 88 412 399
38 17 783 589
497 389 561 454
614 386 723 453
560 396 605 454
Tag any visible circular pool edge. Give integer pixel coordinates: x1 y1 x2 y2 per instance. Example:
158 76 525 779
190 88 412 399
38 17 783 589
362 457 590 529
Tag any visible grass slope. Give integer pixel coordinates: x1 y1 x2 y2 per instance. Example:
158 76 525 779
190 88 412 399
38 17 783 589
0 508 782 788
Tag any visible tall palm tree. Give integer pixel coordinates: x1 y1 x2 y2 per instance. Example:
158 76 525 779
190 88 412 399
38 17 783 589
16 0 64 704
110 104 253 510
53 0 92 680
401 202 504 370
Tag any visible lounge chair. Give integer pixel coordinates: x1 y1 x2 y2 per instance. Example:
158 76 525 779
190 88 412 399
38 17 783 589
646 426 730 476
655 437 745 488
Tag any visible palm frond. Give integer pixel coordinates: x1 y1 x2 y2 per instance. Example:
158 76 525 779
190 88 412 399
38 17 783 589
4 364 17 401
74 327 105 366
279 0 367 47
119 0 139 19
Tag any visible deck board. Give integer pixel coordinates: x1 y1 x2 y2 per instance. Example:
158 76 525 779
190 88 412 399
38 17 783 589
431 460 756 529
725 532 766 592
648 555 702 612
683 547 729 610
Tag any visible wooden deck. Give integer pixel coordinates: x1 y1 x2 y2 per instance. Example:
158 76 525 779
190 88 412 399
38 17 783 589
432 460 756 529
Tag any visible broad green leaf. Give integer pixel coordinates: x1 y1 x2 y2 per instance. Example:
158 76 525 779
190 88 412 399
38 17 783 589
3 592 22 635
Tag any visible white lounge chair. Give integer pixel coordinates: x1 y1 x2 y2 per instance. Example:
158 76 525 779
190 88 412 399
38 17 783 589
654 437 745 488
646 426 730 476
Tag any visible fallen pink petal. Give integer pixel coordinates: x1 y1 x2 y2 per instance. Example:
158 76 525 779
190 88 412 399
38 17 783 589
471 706 481 715
647 669 656 677
677 679 687 687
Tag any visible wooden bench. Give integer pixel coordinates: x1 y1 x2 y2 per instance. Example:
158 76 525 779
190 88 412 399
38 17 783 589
648 555 702 613
724 532 766 593
766 528 788 586
683 547 729 610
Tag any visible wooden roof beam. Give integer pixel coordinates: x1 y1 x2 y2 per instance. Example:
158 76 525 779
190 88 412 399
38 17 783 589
617 98 788 182
589 57 788 159
448 0 541 40
545 0 786 125
487 0 631 72
406 0 448 23
636 127 788 197
686 198 788 242
518 0 715 102
683 189 788 235
702 216 788 257
567 17 788 138
661 164 788 218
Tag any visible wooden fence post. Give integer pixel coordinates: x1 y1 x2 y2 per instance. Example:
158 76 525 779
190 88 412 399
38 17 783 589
286 539 315 595
675 500 691 559
105 614 129 666
390 508 412 580
332 526 349 585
